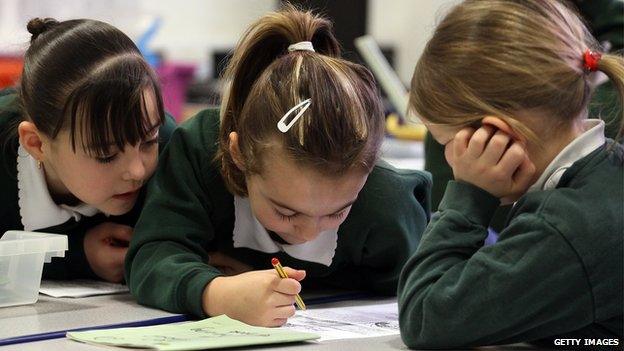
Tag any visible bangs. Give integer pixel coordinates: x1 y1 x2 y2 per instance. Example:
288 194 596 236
62 59 165 157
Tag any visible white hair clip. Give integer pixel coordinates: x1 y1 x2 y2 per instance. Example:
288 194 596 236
277 98 311 133
288 41 315 52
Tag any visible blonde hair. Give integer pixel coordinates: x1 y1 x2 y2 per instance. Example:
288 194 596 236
217 4 384 196
410 0 624 143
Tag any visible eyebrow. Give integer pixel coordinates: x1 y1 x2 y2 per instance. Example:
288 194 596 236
269 197 356 217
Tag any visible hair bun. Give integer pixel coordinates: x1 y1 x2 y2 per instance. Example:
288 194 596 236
27 18 59 42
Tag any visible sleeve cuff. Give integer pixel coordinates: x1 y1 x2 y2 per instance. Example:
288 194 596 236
439 181 500 226
183 269 223 318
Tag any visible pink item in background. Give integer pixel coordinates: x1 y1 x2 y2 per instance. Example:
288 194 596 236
156 63 196 122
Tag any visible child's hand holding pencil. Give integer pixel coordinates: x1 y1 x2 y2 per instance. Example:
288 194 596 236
202 260 306 327
271 258 306 310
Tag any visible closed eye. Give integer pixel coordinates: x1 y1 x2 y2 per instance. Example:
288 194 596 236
274 208 298 222
95 154 118 164
328 210 346 220
141 137 158 150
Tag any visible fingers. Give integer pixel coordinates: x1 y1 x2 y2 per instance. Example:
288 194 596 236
264 306 296 327
465 125 495 159
496 142 526 178
512 154 536 191
270 318 288 327
273 276 302 295
268 291 296 307
274 304 297 320
481 130 511 165
281 267 306 281
97 246 127 283
452 127 476 158
107 245 128 265
109 224 133 242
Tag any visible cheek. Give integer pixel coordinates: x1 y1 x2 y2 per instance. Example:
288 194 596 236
444 141 455 168
71 167 115 194
144 148 159 179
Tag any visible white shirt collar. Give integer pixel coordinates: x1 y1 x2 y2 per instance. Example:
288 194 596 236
529 119 605 192
232 196 338 266
17 145 100 231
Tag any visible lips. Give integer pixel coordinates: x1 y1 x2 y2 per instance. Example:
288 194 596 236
112 189 140 200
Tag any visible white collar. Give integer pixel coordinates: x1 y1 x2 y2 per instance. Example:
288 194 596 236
17 145 100 231
232 196 338 266
529 119 605 192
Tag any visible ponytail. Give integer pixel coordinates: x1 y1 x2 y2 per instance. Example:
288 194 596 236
596 53 624 141
220 4 340 135
217 4 384 196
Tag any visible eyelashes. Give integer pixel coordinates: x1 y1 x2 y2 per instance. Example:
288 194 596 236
274 208 347 222
94 138 158 164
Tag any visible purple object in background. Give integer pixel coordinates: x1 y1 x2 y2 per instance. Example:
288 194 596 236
156 63 196 121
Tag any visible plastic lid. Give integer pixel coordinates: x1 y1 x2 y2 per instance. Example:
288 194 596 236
0 231 68 260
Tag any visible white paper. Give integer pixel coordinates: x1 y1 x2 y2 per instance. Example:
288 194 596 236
282 301 399 341
39 279 129 298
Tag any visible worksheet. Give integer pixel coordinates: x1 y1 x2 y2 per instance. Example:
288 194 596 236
283 301 400 341
67 315 319 350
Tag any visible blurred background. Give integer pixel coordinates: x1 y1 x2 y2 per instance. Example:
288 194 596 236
1 0 619 207
0 0 455 119
1 0 460 169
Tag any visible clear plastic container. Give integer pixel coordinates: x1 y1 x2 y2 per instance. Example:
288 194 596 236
0 231 68 307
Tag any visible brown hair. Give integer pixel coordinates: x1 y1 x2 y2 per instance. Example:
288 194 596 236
409 0 624 143
3 18 165 158
217 4 384 196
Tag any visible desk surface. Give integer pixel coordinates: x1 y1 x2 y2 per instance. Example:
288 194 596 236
0 293 537 351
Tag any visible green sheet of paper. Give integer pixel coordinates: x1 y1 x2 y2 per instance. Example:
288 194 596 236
67 315 320 350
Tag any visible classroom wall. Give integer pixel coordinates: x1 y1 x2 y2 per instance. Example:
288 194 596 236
138 0 277 79
0 0 142 53
368 0 459 84
0 0 458 83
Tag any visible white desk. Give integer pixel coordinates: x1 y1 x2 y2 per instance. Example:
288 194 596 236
0 293 538 351
0 294 400 350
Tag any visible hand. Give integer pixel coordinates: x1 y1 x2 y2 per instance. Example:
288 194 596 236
207 251 253 276
202 267 306 327
445 125 535 204
83 222 132 283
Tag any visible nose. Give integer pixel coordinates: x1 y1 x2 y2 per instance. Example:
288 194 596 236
122 147 146 181
295 217 322 242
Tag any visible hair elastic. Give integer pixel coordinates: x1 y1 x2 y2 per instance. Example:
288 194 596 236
288 41 315 52
583 49 602 72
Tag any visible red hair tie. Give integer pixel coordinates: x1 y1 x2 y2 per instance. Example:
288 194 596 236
583 49 602 72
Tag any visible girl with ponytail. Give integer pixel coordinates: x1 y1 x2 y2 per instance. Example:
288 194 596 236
126 5 431 327
398 0 623 347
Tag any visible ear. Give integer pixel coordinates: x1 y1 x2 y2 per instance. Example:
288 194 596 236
228 132 246 171
481 116 526 145
17 121 46 162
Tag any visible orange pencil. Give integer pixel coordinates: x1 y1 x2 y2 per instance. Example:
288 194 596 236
271 257 306 310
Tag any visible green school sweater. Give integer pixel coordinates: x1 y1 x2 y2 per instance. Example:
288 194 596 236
0 89 177 279
398 142 623 348
125 108 431 318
